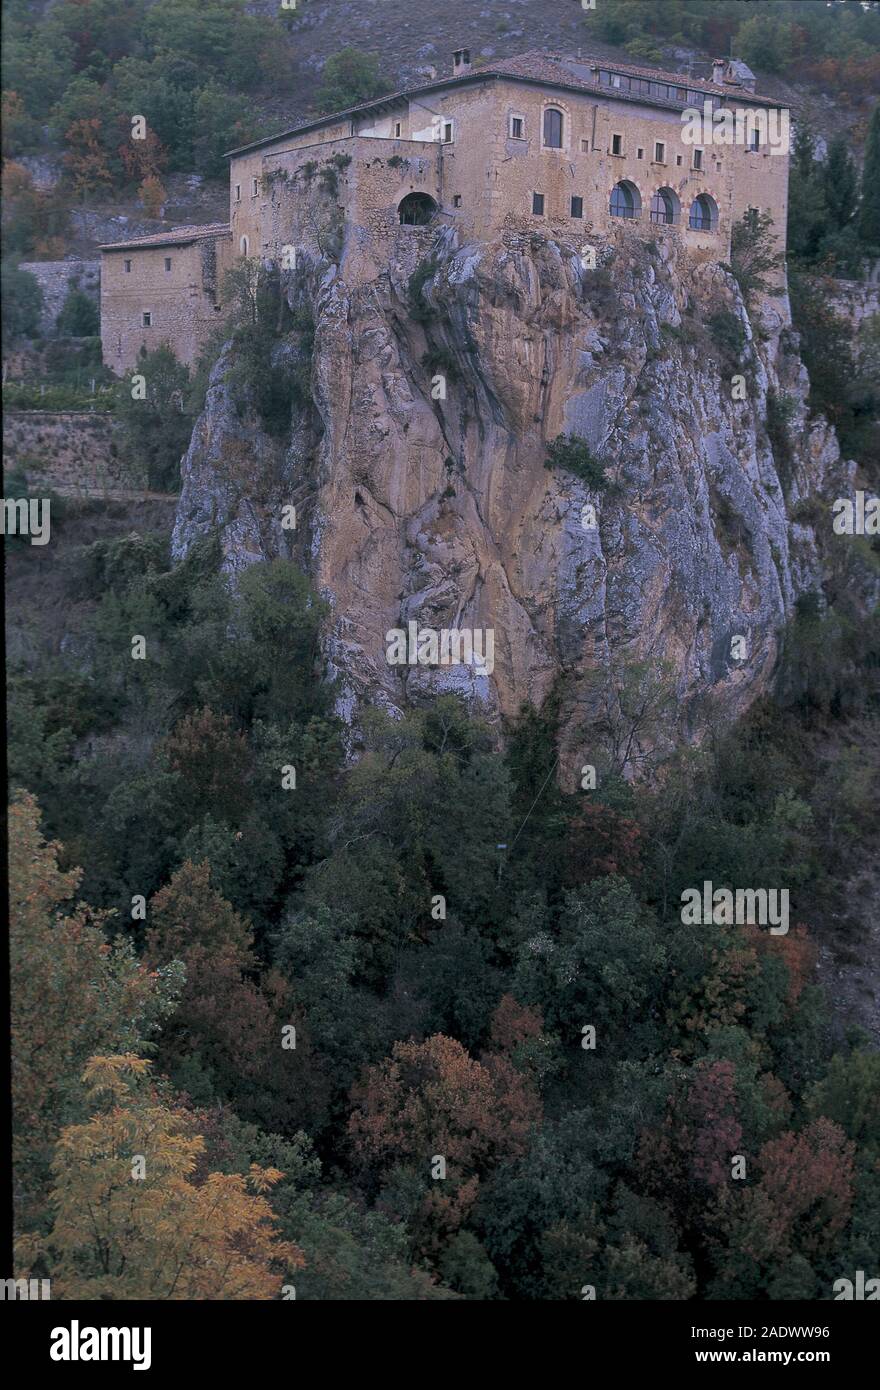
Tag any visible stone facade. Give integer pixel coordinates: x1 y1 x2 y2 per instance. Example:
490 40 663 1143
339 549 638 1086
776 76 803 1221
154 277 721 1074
102 50 789 366
100 225 232 374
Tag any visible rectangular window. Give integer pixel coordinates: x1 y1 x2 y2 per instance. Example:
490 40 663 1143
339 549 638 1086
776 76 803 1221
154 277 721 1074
234 184 241 202
571 196 583 219
164 257 171 271
124 259 132 273
532 192 544 215
453 194 462 207
142 311 152 327
676 154 683 166
442 121 454 143
750 130 761 152
510 115 524 139
654 141 666 163
611 133 622 156
580 138 589 153
394 121 401 137
693 148 703 170
252 177 259 195
637 147 644 160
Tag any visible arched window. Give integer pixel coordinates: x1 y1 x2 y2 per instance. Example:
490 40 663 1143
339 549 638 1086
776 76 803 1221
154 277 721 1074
543 108 563 149
239 235 249 256
650 187 680 225
398 192 438 226
688 194 718 232
609 180 640 219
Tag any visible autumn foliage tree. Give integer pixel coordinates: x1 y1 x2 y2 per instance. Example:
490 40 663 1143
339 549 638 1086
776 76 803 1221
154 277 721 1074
162 707 252 823
17 1056 302 1299
349 1034 541 1255
706 1118 856 1298
145 860 324 1133
9 793 180 1228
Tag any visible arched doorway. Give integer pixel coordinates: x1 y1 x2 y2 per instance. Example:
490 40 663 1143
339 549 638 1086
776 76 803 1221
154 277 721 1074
398 192 438 226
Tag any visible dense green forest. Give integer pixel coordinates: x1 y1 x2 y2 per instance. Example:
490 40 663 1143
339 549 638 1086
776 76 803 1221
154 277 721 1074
9 514 880 1295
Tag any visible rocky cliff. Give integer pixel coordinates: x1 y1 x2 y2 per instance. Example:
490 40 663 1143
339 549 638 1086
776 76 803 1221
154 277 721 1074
171 224 862 775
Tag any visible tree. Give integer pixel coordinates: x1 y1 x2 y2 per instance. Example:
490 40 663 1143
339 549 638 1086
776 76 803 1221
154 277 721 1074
9 793 180 1227
787 126 829 262
138 173 167 218
728 207 784 301
735 13 793 74
314 47 390 114
18 1056 301 1299
349 1034 540 1253
1 260 43 343
145 861 322 1133
822 135 859 232
56 286 99 336
162 706 252 823
859 105 880 249
115 344 193 490
706 1118 855 1297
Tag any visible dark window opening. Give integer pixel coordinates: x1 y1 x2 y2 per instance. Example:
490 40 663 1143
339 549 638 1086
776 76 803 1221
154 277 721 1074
532 192 545 215
543 108 563 148
164 257 171 271
571 195 583 218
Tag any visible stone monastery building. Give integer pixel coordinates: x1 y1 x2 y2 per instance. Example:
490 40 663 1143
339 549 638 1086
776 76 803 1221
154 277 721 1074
100 49 790 373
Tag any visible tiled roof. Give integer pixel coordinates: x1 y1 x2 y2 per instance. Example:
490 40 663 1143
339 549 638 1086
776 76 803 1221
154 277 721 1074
99 223 230 252
226 49 784 158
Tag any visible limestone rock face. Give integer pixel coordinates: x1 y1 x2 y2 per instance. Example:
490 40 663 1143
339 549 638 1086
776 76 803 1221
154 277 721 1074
172 227 852 773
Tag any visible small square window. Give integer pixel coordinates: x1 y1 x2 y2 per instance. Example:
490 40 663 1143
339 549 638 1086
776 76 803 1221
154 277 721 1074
571 196 583 219
510 116 524 139
453 194 462 207
164 257 171 271
235 184 241 202
532 192 545 216
142 311 152 327
654 141 666 163
124 259 132 273
611 133 622 156
693 148 703 170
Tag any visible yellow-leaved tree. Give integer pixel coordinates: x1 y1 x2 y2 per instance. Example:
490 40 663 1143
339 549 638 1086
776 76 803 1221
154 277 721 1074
18 1056 303 1300
9 791 182 1229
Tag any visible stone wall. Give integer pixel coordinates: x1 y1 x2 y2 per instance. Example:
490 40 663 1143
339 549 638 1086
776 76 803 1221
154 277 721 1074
2 410 137 492
19 259 100 335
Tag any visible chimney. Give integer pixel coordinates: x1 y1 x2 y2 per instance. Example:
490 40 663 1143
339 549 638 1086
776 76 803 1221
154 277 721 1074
453 48 471 76
712 58 725 86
